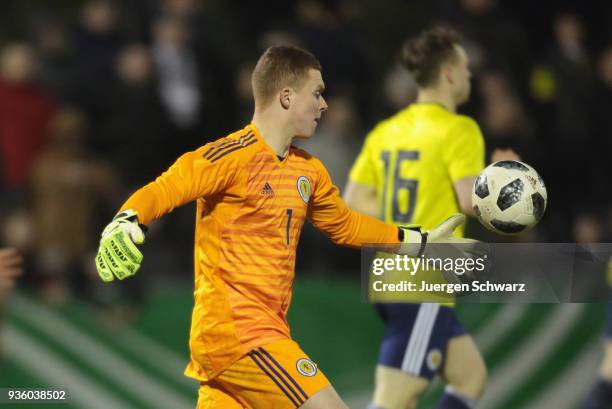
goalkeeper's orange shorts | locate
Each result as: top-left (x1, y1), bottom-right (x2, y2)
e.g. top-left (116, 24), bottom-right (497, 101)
top-left (196, 339), bottom-right (330, 409)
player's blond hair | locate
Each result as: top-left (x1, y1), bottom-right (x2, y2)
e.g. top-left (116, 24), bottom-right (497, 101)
top-left (252, 45), bottom-right (322, 109)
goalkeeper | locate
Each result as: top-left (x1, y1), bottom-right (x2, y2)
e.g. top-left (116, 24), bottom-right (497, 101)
top-left (95, 45), bottom-right (478, 409)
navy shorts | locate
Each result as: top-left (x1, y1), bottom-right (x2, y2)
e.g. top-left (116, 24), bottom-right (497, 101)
top-left (375, 303), bottom-right (466, 380)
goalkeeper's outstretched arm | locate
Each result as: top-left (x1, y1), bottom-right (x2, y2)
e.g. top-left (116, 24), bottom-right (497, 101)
top-left (308, 158), bottom-right (479, 258)
top-left (95, 145), bottom-right (241, 281)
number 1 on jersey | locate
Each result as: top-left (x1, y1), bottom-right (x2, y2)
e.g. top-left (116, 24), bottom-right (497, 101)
top-left (381, 150), bottom-right (419, 224)
top-left (286, 209), bottom-right (293, 245)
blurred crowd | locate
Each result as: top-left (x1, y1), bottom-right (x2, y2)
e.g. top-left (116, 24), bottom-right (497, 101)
top-left (0, 0), bottom-right (610, 309)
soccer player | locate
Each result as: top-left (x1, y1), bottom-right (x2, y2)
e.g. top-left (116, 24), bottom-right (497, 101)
top-left (0, 247), bottom-right (22, 297)
top-left (344, 27), bottom-right (489, 409)
top-left (582, 307), bottom-right (612, 409)
top-left (95, 45), bottom-right (476, 409)
top-left (0, 247), bottom-right (23, 324)
top-left (0, 247), bottom-right (22, 359)
top-left (582, 259), bottom-right (612, 409)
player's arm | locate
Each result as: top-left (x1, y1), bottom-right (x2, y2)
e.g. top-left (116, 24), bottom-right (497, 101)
top-left (119, 149), bottom-right (239, 224)
top-left (309, 158), bottom-right (398, 247)
top-left (454, 149), bottom-right (521, 216)
top-left (454, 176), bottom-right (476, 216)
top-left (491, 148), bottom-right (520, 163)
top-left (342, 180), bottom-right (378, 218)
top-left (343, 130), bottom-right (379, 218)
top-left (96, 147), bottom-right (240, 282)
top-left (309, 159), bottom-right (474, 257)
top-left (446, 117), bottom-right (486, 218)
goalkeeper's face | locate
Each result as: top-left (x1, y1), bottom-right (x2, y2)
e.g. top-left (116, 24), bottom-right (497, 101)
top-left (290, 69), bottom-right (328, 139)
top-left (451, 45), bottom-right (472, 105)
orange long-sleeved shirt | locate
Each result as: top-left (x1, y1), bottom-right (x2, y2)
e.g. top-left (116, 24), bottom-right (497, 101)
top-left (121, 124), bottom-right (400, 381)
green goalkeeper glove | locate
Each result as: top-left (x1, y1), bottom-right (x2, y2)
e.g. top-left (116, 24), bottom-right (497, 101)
top-left (95, 210), bottom-right (146, 282)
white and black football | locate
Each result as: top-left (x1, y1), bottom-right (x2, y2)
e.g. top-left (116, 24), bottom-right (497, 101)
top-left (472, 160), bottom-right (547, 235)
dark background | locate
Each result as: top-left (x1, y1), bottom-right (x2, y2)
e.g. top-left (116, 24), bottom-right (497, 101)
top-left (0, 0), bottom-right (609, 304)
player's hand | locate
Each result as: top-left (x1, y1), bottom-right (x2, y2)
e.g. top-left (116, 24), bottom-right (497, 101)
top-left (491, 148), bottom-right (520, 162)
top-left (400, 214), bottom-right (484, 258)
top-left (95, 210), bottom-right (145, 282)
top-left (400, 214), bottom-right (488, 284)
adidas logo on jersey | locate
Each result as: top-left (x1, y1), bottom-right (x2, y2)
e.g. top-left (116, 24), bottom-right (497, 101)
top-left (261, 182), bottom-right (274, 196)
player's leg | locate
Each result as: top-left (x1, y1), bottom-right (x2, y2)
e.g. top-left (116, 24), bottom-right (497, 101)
top-left (582, 304), bottom-right (612, 409)
top-left (211, 338), bottom-right (341, 409)
top-left (370, 365), bottom-right (429, 409)
top-left (582, 340), bottom-right (612, 409)
top-left (369, 303), bottom-right (448, 409)
top-left (196, 381), bottom-right (244, 409)
top-left (583, 339), bottom-right (612, 409)
top-left (198, 380), bottom-right (350, 409)
top-left (436, 333), bottom-right (486, 409)
top-left (300, 385), bottom-right (348, 409)
top-left (600, 340), bottom-right (612, 381)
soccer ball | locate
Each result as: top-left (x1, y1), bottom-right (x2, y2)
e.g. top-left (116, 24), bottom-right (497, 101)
top-left (472, 160), bottom-right (547, 235)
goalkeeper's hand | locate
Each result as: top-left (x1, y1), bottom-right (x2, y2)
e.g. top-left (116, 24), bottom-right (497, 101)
top-left (399, 213), bottom-right (485, 262)
top-left (95, 210), bottom-right (146, 282)
top-left (400, 214), bottom-right (488, 288)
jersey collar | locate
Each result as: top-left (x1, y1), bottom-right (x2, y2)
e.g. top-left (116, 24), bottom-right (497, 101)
top-left (249, 123), bottom-right (291, 167)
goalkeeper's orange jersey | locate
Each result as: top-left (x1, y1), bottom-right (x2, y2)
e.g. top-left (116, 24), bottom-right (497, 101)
top-left (120, 124), bottom-right (399, 381)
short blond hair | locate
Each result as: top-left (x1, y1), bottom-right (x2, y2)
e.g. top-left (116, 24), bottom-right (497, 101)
top-left (252, 45), bottom-right (322, 108)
